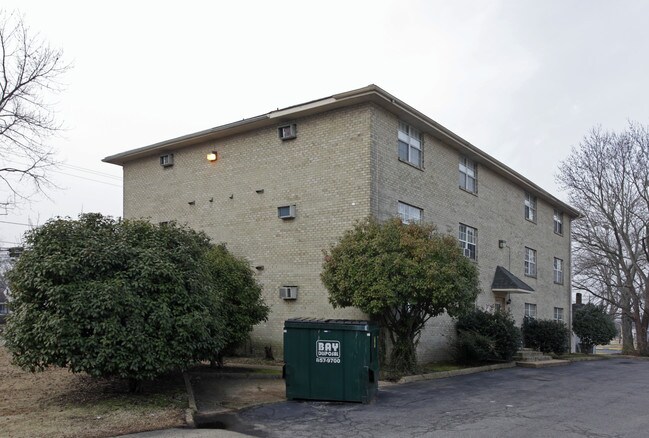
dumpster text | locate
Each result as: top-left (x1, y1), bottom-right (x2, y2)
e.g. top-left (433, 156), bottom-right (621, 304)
top-left (316, 340), bottom-right (341, 363)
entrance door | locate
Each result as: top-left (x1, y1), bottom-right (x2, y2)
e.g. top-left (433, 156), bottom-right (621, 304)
top-left (495, 296), bottom-right (506, 312)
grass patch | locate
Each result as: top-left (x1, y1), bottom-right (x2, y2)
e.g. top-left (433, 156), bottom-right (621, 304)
top-left (418, 362), bottom-right (466, 373)
top-left (381, 361), bottom-right (479, 381)
top-left (224, 356), bottom-right (284, 367)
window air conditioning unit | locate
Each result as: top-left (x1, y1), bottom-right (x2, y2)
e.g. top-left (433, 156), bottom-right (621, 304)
top-left (279, 286), bottom-right (298, 300)
top-left (278, 205), bottom-right (296, 219)
top-left (463, 248), bottom-right (472, 258)
top-left (278, 124), bottom-right (297, 140)
top-left (160, 153), bottom-right (174, 167)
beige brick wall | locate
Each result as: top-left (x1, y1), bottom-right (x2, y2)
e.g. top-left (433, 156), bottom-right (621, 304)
top-left (121, 101), bottom-right (572, 362)
top-left (123, 104), bottom-right (372, 355)
top-left (370, 104), bottom-right (572, 362)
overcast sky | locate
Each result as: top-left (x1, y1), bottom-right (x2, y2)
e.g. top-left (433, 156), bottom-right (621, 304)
top-left (2, 0), bottom-right (649, 246)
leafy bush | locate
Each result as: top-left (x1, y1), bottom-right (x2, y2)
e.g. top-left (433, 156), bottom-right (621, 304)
top-left (455, 308), bottom-right (521, 363)
top-left (573, 303), bottom-right (617, 353)
top-left (205, 244), bottom-right (269, 365)
top-left (4, 214), bottom-right (225, 391)
top-left (454, 330), bottom-right (497, 364)
top-left (322, 218), bottom-right (480, 374)
top-left (522, 317), bottom-right (570, 354)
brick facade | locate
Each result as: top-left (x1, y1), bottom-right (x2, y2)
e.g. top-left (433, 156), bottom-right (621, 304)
top-left (106, 85), bottom-right (577, 360)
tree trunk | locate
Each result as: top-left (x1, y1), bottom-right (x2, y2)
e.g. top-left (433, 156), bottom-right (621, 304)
top-left (127, 378), bottom-right (142, 393)
top-left (377, 325), bottom-right (388, 366)
top-left (389, 333), bottom-right (418, 375)
top-left (634, 320), bottom-right (649, 355)
top-left (621, 300), bottom-right (636, 354)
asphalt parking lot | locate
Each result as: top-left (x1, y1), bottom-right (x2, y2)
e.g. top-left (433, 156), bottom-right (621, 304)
top-left (229, 358), bottom-right (649, 437)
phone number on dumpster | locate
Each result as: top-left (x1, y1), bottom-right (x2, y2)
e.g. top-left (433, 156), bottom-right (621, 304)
top-left (315, 357), bottom-right (341, 364)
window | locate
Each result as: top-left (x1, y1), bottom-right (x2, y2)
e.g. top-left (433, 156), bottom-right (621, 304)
top-left (278, 124), bottom-right (297, 140)
top-left (524, 192), bottom-right (537, 222)
top-left (553, 258), bottom-right (564, 284)
top-left (554, 209), bottom-right (563, 235)
top-left (525, 303), bottom-right (537, 318)
top-left (459, 156), bottom-right (477, 193)
top-left (458, 224), bottom-right (477, 261)
top-left (398, 202), bottom-right (422, 223)
top-left (554, 307), bottom-right (564, 322)
top-left (397, 121), bottom-right (422, 167)
top-left (0, 303), bottom-right (8, 314)
top-left (524, 247), bottom-right (537, 277)
top-left (159, 154), bottom-right (174, 167)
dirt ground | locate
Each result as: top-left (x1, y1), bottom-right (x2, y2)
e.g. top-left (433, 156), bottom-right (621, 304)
top-left (188, 364), bottom-right (286, 412)
top-left (0, 345), bottom-right (186, 438)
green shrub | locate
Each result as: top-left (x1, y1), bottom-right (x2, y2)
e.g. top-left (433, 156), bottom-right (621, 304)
top-left (522, 317), bottom-right (570, 354)
top-left (205, 244), bottom-right (269, 366)
top-left (455, 308), bottom-right (521, 363)
top-left (573, 303), bottom-right (617, 353)
top-left (454, 330), bottom-right (497, 365)
top-left (4, 214), bottom-right (225, 391)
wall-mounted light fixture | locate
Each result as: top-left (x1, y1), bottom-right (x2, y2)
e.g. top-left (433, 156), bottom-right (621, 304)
top-left (499, 240), bottom-right (507, 249)
top-left (206, 151), bottom-right (218, 162)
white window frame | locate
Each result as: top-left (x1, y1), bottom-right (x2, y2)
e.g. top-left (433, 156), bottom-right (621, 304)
top-left (458, 223), bottom-right (477, 261)
top-left (554, 209), bottom-right (563, 235)
top-left (553, 257), bottom-right (564, 284)
top-left (554, 307), bottom-right (564, 322)
top-left (278, 205), bottom-right (296, 219)
top-left (398, 201), bottom-right (422, 224)
top-left (459, 156), bottom-right (477, 193)
top-left (525, 303), bottom-right (537, 319)
top-left (524, 192), bottom-right (537, 222)
top-left (397, 121), bottom-right (422, 168)
top-left (524, 247), bottom-right (537, 277)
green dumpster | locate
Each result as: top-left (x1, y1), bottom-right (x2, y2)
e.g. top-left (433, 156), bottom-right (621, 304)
top-left (283, 318), bottom-right (379, 403)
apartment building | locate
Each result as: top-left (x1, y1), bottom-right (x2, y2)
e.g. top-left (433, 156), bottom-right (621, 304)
top-left (104, 85), bottom-right (579, 361)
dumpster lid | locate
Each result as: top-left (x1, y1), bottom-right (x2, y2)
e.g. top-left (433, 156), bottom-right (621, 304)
top-left (284, 318), bottom-right (377, 331)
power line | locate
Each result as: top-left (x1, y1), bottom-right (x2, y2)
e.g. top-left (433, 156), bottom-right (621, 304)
top-left (59, 163), bottom-right (121, 180)
top-left (0, 219), bottom-right (32, 227)
top-left (3, 159), bottom-right (122, 186)
top-left (48, 169), bottom-right (122, 187)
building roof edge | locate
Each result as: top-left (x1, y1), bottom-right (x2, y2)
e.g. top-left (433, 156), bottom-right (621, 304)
top-left (102, 84), bottom-right (580, 217)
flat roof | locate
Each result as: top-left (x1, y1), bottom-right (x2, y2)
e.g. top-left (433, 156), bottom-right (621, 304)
top-left (103, 84), bottom-right (580, 218)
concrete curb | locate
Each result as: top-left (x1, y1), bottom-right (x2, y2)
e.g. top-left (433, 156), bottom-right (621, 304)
top-left (559, 355), bottom-right (608, 362)
top-left (394, 362), bottom-right (516, 384)
top-left (516, 359), bottom-right (571, 368)
top-left (183, 371), bottom-right (198, 428)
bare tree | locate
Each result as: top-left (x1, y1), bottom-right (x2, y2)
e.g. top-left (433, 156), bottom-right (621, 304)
top-left (558, 123), bottom-right (649, 355)
top-left (0, 10), bottom-right (69, 213)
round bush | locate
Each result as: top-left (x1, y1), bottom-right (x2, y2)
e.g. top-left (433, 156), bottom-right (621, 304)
top-left (455, 308), bottom-right (521, 362)
top-left (522, 317), bottom-right (570, 354)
